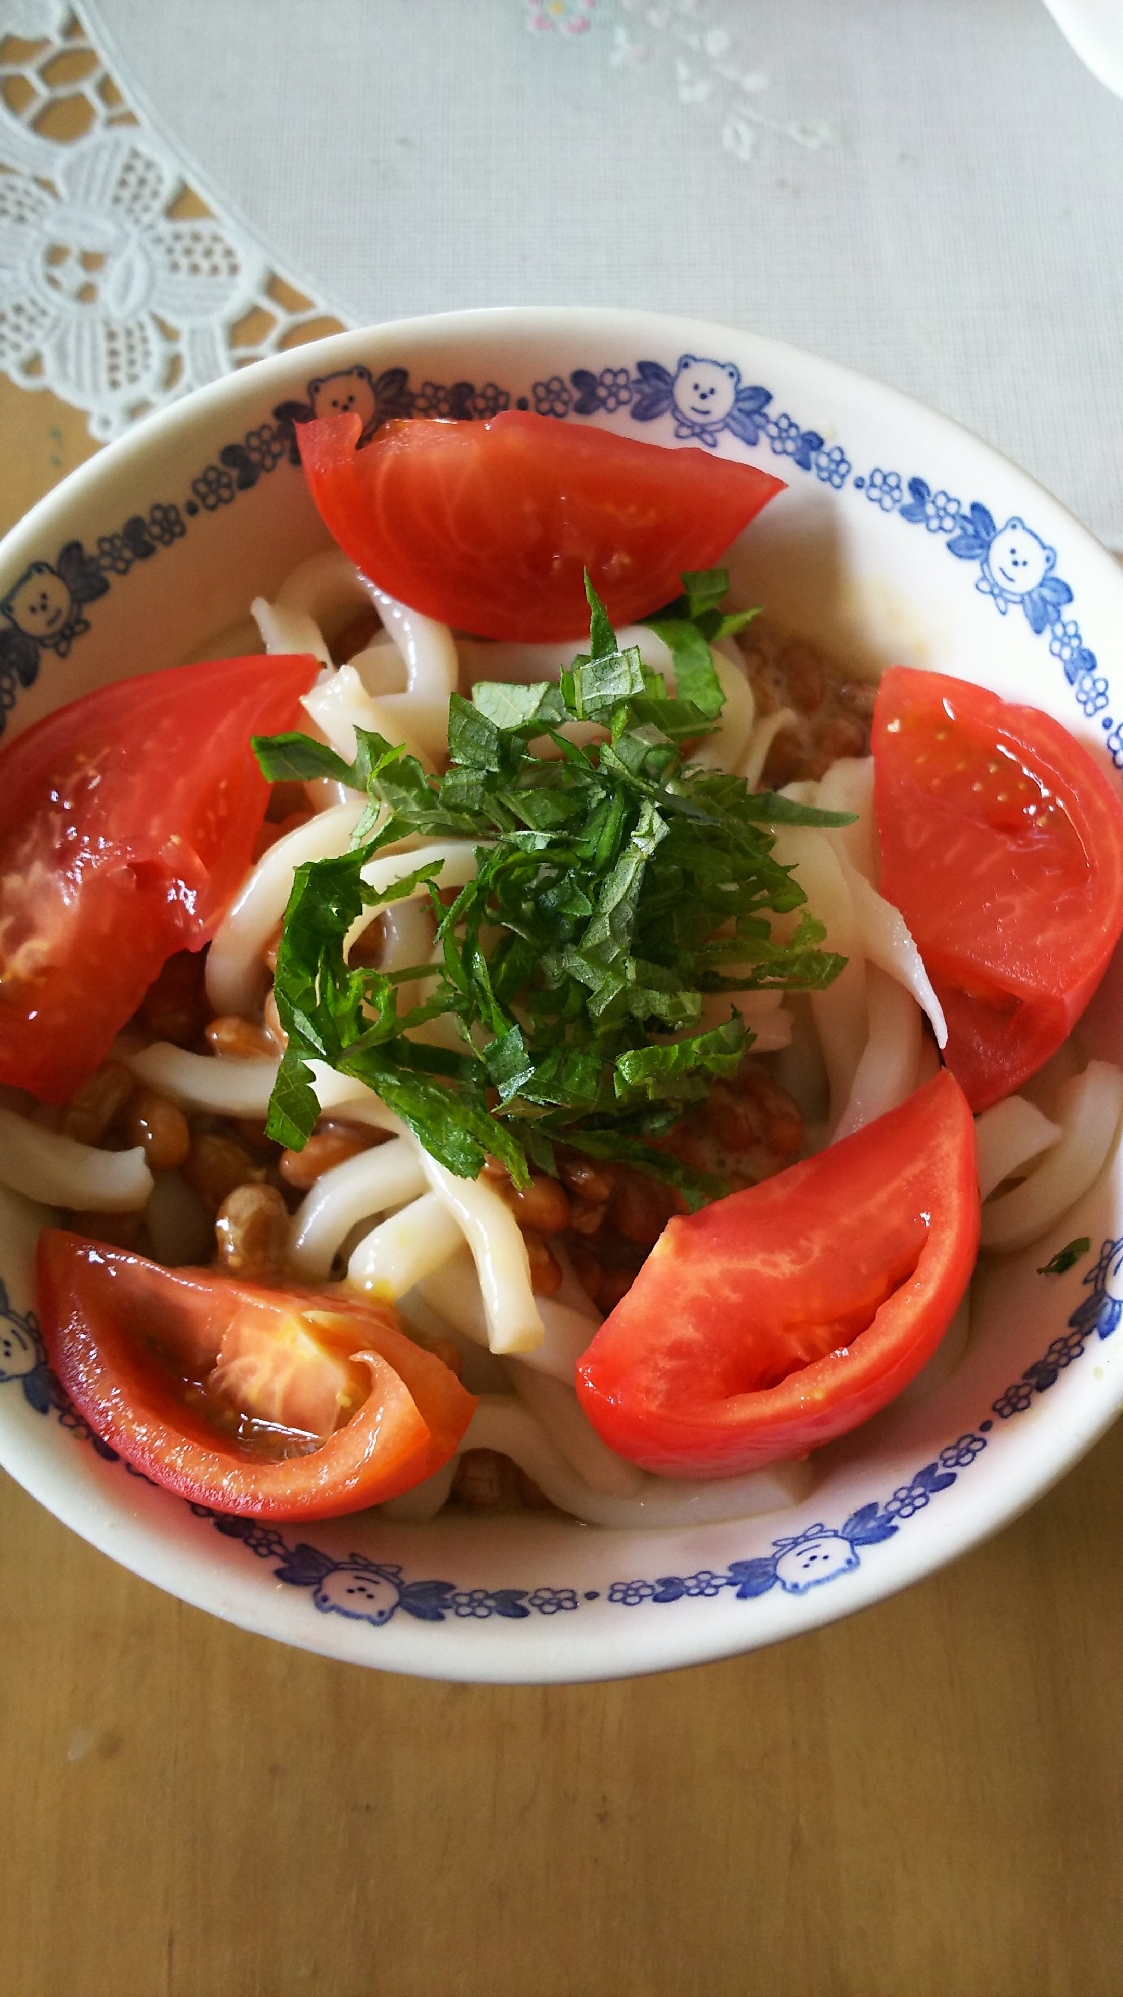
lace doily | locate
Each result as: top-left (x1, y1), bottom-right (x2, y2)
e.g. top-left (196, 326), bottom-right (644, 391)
top-left (0, 5), bottom-right (348, 440)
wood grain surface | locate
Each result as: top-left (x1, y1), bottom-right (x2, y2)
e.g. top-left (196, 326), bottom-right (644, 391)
top-left (1, 383), bottom-right (1122, 1997)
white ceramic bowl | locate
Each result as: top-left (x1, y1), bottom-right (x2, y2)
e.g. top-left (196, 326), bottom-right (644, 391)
top-left (3, 308), bottom-right (1123, 1684)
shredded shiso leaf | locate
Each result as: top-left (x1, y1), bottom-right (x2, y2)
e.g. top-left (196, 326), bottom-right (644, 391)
top-left (252, 573), bottom-right (852, 1208)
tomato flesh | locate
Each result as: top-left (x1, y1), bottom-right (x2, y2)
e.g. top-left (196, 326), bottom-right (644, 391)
top-left (0, 653), bottom-right (318, 1102)
top-left (874, 666), bottom-right (1123, 1110)
top-left (575, 1071), bottom-right (978, 1478)
top-left (297, 410), bottom-right (785, 641)
top-left (37, 1231), bottom-right (477, 1519)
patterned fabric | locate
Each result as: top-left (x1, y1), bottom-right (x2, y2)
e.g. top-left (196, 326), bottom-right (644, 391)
top-left (0, 9), bottom-right (345, 438)
top-left (32, 0), bottom-right (1117, 552)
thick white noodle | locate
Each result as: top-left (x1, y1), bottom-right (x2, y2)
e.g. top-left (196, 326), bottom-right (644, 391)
top-left (300, 662), bottom-right (440, 773)
top-left (409, 922), bottom-right (473, 1057)
top-left (810, 755), bottom-right (946, 1044)
top-left (843, 863), bottom-right (947, 1048)
top-left (368, 583), bottom-right (459, 694)
top-left (272, 549), bottom-right (373, 635)
top-left (311, 584), bottom-right (457, 768)
top-left (739, 707), bottom-right (798, 791)
top-left (975, 1096), bottom-right (1064, 1201)
top-left (612, 624), bottom-right (676, 675)
top-left (506, 1363), bottom-right (646, 1497)
top-left (412, 1249), bottom-right (487, 1341)
top-left (456, 623), bottom-right (676, 691)
top-left (442, 1395), bottom-right (814, 1529)
top-left (896, 1292), bottom-right (972, 1406)
top-left (372, 896), bottom-right (435, 1020)
top-left (413, 1152), bottom-right (544, 1355)
top-left (415, 1249), bottom-right (597, 1383)
top-left (308, 1069), bottom-right (404, 1129)
top-left (685, 648), bottom-right (756, 773)
top-left (376, 1461), bottom-right (461, 1522)
top-left (255, 564), bottom-right (459, 770)
top-left (980, 1061), bottom-right (1123, 1250)
top-left (206, 800), bottom-right (367, 1017)
top-left (540, 1234), bottom-right (601, 1322)
top-left (0, 1105), bottom-right (152, 1211)
top-left (310, 1075), bottom-right (548, 1356)
top-left (832, 966), bottom-right (922, 1142)
top-left (364, 840), bottom-right (478, 897)
top-left (288, 1140), bottom-right (429, 1282)
top-left (769, 824), bottom-right (867, 1131)
top-left (260, 549), bottom-right (394, 670)
top-left (512, 1297), bottom-right (599, 1381)
top-left (346, 1191), bottom-right (464, 1298)
top-left (376, 898), bottom-right (433, 970)
top-left (122, 1044), bottom-right (279, 1118)
top-left (817, 755), bottom-right (878, 883)
top-left (251, 595), bottom-right (331, 668)
top-left (457, 636), bottom-right (590, 687)
top-left (762, 758), bottom-right (943, 1136)
top-left (346, 630), bottom-right (405, 691)
top-left (341, 838), bottom-right (484, 968)
top-left (246, 596), bottom-right (352, 811)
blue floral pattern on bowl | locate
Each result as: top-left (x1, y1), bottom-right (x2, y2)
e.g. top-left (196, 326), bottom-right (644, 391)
top-left (0, 348), bottom-right (1113, 763)
top-left (2, 344), bottom-right (1121, 1641)
top-left (4, 1237), bottom-right (1118, 1635)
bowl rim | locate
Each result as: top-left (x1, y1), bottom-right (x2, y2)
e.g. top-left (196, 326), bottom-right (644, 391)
top-left (3, 303), bottom-right (1123, 1684)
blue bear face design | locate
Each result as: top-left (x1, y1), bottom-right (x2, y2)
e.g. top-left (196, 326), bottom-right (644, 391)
top-left (671, 355), bottom-right (740, 429)
top-left (0, 1315), bottom-right (39, 1383)
top-left (3, 562), bottom-right (73, 641)
top-left (773, 1533), bottom-right (858, 1594)
top-left (308, 368), bottom-right (378, 432)
top-left (313, 1565), bottom-right (400, 1627)
top-left (985, 518), bottom-right (1053, 599)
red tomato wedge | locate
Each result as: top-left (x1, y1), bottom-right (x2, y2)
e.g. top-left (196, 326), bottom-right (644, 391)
top-left (0, 652), bottom-right (318, 1103)
top-left (575, 1071), bottom-right (978, 1479)
top-left (37, 1231), bottom-right (477, 1519)
top-left (874, 666), bottom-right (1123, 1111)
top-left (297, 410), bottom-right (785, 641)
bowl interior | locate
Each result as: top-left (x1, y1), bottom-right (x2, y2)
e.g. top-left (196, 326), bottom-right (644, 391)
top-left (3, 307), bottom-right (1123, 1683)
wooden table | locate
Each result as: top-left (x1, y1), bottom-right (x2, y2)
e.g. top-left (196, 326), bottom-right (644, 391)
top-left (2, 379), bottom-right (1122, 1997)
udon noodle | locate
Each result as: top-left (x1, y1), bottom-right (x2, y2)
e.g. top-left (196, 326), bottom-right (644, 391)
top-left (6, 547), bottom-right (1121, 1529)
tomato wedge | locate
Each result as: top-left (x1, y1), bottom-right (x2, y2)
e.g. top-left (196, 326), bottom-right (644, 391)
top-left (575, 1071), bottom-right (978, 1478)
top-left (37, 1231), bottom-right (476, 1519)
top-left (874, 666), bottom-right (1123, 1111)
top-left (297, 410), bottom-right (785, 641)
top-left (0, 652), bottom-right (318, 1103)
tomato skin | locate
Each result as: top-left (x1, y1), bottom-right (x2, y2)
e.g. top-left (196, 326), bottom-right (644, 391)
top-left (575, 1071), bottom-right (978, 1478)
top-left (37, 1231), bottom-right (477, 1519)
top-left (0, 653), bottom-right (318, 1103)
top-left (874, 667), bottom-right (1123, 1111)
top-left (297, 411), bottom-right (785, 641)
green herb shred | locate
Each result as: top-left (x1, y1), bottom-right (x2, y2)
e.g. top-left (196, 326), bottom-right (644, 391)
top-left (252, 572), bottom-right (854, 1209)
top-left (1036, 1237), bottom-right (1091, 1277)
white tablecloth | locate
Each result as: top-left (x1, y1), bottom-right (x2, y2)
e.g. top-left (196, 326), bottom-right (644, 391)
top-left (5, 0), bottom-right (1123, 546)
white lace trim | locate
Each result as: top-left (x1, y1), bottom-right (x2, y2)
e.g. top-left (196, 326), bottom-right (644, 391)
top-left (0, 0), bottom-right (832, 443)
top-left (0, 5), bottom-right (350, 440)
